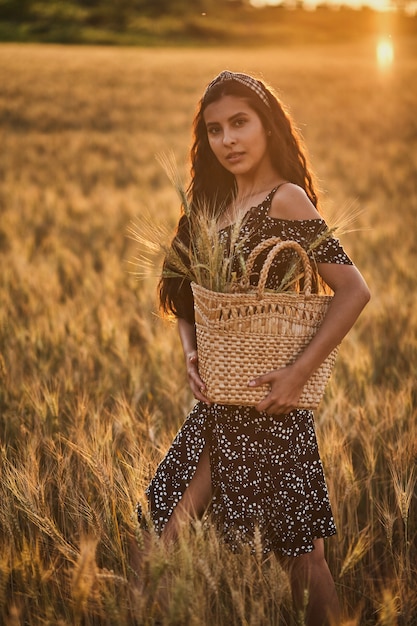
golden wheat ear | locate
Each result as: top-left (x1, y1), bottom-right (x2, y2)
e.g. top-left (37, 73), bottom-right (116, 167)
top-left (156, 151), bottom-right (191, 216)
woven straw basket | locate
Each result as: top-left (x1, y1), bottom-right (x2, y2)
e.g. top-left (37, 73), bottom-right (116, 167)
top-left (191, 238), bottom-right (337, 410)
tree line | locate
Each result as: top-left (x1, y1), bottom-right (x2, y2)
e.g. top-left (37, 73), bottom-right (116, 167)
top-left (0, 0), bottom-right (247, 22)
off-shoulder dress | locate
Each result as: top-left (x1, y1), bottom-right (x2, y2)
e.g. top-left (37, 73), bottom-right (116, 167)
top-left (144, 186), bottom-right (352, 557)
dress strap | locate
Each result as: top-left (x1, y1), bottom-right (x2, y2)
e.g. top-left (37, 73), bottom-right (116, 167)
top-left (262, 181), bottom-right (291, 209)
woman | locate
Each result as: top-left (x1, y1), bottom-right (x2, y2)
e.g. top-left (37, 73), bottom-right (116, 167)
top-left (143, 71), bottom-right (370, 625)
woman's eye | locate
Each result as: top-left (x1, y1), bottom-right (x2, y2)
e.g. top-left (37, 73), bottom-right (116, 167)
top-left (207, 126), bottom-right (221, 135)
top-left (234, 118), bottom-right (246, 127)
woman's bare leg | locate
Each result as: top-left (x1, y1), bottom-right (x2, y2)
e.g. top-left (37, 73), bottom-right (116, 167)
top-left (285, 538), bottom-right (341, 626)
top-left (127, 446), bottom-right (213, 617)
top-left (128, 445), bottom-right (212, 580)
top-left (161, 444), bottom-right (213, 545)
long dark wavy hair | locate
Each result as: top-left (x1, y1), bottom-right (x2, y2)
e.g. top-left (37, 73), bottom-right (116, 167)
top-left (159, 75), bottom-right (321, 319)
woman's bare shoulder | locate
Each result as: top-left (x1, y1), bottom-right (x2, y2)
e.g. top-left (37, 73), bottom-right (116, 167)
top-left (269, 183), bottom-right (321, 221)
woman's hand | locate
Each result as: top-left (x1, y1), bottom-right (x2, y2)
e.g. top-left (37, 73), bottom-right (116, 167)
top-left (249, 364), bottom-right (306, 416)
top-left (186, 350), bottom-right (211, 404)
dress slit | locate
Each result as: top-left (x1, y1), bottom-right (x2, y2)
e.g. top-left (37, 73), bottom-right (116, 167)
top-left (146, 408), bottom-right (207, 534)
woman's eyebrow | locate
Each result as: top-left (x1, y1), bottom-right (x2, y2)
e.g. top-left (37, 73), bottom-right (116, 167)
top-left (205, 111), bottom-right (249, 126)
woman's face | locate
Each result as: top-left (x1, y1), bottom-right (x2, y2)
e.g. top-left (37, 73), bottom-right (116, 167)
top-left (203, 95), bottom-right (271, 179)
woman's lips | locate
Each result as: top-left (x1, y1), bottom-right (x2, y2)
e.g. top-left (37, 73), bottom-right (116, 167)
top-left (226, 152), bottom-right (244, 163)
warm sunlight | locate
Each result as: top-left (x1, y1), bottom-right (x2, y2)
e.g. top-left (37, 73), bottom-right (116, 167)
top-left (251, 0), bottom-right (393, 7)
top-left (376, 37), bottom-right (394, 69)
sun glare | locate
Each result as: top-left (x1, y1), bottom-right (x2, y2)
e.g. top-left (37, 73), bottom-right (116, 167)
top-left (376, 38), bottom-right (394, 69)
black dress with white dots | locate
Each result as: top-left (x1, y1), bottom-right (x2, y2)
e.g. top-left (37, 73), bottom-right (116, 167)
top-left (144, 186), bottom-right (353, 557)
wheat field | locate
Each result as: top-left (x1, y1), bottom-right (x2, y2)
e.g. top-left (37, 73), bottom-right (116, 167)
top-left (0, 41), bottom-right (416, 625)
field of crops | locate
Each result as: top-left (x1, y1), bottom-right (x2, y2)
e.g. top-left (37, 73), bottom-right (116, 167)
top-left (0, 41), bottom-right (416, 624)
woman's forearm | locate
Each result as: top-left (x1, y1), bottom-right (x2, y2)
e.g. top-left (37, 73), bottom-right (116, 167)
top-left (177, 317), bottom-right (210, 403)
top-left (252, 264), bottom-right (370, 414)
top-left (177, 317), bottom-right (198, 358)
top-left (292, 265), bottom-right (370, 382)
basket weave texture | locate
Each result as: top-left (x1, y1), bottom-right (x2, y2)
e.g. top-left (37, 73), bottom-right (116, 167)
top-left (191, 238), bottom-right (337, 410)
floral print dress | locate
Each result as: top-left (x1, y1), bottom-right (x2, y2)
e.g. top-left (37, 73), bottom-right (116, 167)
top-left (143, 186), bottom-right (352, 557)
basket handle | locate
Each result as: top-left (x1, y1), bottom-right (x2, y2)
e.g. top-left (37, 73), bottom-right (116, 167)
top-left (240, 237), bottom-right (313, 298)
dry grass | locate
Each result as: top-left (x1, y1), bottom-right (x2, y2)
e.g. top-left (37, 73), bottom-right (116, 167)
top-left (0, 42), bottom-right (416, 625)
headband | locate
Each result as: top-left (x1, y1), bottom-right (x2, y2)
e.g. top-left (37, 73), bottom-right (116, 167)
top-left (203, 71), bottom-right (271, 109)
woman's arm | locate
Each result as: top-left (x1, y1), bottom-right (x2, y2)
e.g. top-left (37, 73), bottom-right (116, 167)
top-left (250, 263), bottom-right (371, 415)
top-left (177, 317), bottom-right (211, 404)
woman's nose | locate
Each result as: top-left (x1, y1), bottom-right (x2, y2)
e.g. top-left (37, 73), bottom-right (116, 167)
top-left (222, 128), bottom-right (236, 146)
